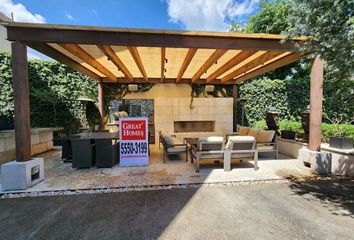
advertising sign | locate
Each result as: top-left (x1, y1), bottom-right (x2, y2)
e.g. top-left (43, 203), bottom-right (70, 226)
top-left (119, 117), bottom-right (149, 166)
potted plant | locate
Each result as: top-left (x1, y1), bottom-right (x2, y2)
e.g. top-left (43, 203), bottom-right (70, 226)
top-left (280, 120), bottom-right (302, 140)
top-left (325, 115), bottom-right (353, 149)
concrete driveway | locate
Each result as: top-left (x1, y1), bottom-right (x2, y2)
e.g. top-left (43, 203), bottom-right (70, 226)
top-left (0, 180), bottom-right (353, 240)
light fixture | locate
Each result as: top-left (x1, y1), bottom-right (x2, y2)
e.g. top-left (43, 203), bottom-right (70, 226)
top-left (128, 84), bottom-right (138, 92)
top-left (205, 85), bottom-right (215, 92)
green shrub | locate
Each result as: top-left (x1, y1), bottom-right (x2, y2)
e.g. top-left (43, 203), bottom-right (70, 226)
top-left (279, 120), bottom-right (303, 134)
top-left (253, 120), bottom-right (354, 142)
top-left (322, 123), bottom-right (354, 142)
top-left (0, 51), bottom-right (97, 134)
top-left (251, 119), bottom-right (267, 129)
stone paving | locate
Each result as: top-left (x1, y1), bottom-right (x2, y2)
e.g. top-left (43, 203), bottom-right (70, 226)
top-left (0, 145), bottom-right (313, 193)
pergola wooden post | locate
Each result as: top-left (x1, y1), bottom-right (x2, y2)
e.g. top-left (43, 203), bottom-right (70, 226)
top-left (232, 84), bottom-right (238, 132)
top-left (98, 82), bottom-right (105, 131)
top-left (11, 41), bottom-right (31, 161)
top-left (309, 55), bottom-right (324, 151)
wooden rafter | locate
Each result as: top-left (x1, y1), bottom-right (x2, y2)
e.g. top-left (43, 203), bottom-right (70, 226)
top-left (176, 48), bottom-right (197, 82)
top-left (59, 43), bottom-right (116, 81)
top-left (221, 51), bottom-right (285, 82)
top-left (205, 50), bottom-right (256, 83)
top-left (97, 44), bottom-right (133, 81)
top-left (161, 47), bottom-right (166, 82)
top-left (234, 52), bottom-right (304, 83)
top-left (128, 46), bottom-right (148, 81)
top-left (191, 49), bottom-right (227, 83)
top-left (28, 43), bottom-right (102, 81)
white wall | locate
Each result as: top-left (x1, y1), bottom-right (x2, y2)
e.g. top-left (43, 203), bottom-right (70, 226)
top-left (0, 12), bottom-right (11, 52)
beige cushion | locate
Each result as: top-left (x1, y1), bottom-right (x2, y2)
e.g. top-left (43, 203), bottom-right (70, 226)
top-left (238, 126), bottom-right (250, 136)
top-left (247, 128), bottom-right (260, 138)
top-left (199, 153), bottom-right (223, 159)
top-left (230, 153), bottom-right (253, 159)
top-left (256, 130), bottom-right (275, 143)
top-left (225, 136), bottom-right (255, 149)
top-left (167, 145), bottom-right (186, 153)
top-left (198, 136), bottom-right (224, 143)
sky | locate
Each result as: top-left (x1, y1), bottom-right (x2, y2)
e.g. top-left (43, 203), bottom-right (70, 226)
top-left (0, 0), bottom-right (261, 59)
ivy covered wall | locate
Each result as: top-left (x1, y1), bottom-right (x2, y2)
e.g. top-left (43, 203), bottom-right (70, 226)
top-left (0, 51), bottom-right (97, 134)
top-left (239, 78), bottom-right (354, 126)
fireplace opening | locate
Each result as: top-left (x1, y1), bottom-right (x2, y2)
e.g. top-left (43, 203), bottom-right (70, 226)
top-left (174, 121), bottom-right (215, 132)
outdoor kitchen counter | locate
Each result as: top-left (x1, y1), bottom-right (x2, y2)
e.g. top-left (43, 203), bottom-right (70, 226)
top-left (0, 127), bottom-right (63, 164)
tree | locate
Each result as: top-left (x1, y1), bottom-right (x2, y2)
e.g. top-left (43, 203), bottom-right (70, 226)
top-left (286, 0), bottom-right (354, 81)
top-left (245, 0), bottom-right (288, 34)
top-left (229, 0), bottom-right (310, 80)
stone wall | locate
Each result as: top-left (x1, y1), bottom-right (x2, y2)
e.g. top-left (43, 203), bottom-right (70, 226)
top-left (154, 97), bottom-right (233, 143)
top-left (109, 84), bottom-right (234, 144)
top-left (0, 128), bottom-right (60, 164)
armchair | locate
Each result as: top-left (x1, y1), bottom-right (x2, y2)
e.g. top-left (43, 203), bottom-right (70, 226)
top-left (190, 137), bottom-right (225, 172)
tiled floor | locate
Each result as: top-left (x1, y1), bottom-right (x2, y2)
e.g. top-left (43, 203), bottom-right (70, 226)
top-left (1, 145), bottom-right (313, 193)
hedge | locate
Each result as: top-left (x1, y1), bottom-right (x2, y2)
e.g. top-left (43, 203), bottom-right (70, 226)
top-left (239, 78), bottom-right (354, 126)
top-left (252, 120), bottom-right (354, 142)
top-left (0, 51), bottom-right (97, 134)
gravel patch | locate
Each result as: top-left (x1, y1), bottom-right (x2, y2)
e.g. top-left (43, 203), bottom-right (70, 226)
top-left (1, 179), bottom-right (288, 199)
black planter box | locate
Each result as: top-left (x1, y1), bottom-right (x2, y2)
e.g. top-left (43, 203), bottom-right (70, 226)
top-left (281, 130), bottom-right (296, 140)
top-left (329, 137), bottom-right (353, 149)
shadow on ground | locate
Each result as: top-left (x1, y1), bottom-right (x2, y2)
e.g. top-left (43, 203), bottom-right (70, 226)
top-left (0, 188), bottom-right (199, 240)
top-left (288, 178), bottom-right (354, 218)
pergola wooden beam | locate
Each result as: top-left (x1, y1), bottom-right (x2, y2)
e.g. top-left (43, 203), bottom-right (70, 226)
top-left (191, 49), bottom-right (227, 83)
top-left (28, 43), bottom-right (102, 81)
top-left (206, 50), bottom-right (256, 83)
top-left (176, 48), bottom-right (197, 83)
top-left (5, 23), bottom-right (300, 52)
top-left (100, 77), bottom-right (225, 84)
top-left (59, 43), bottom-right (117, 81)
top-left (221, 51), bottom-right (284, 82)
top-left (234, 52), bottom-right (304, 83)
top-left (128, 46), bottom-right (148, 81)
top-left (97, 44), bottom-right (133, 81)
top-left (161, 47), bottom-right (165, 82)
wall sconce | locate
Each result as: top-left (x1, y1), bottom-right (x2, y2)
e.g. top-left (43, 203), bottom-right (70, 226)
top-left (128, 84), bottom-right (139, 92)
top-left (205, 85), bottom-right (215, 92)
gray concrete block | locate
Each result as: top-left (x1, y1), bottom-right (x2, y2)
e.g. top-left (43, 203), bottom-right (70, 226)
top-left (1, 158), bottom-right (44, 191)
top-left (298, 148), bottom-right (332, 175)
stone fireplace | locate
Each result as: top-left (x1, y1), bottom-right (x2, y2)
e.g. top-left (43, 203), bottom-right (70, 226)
top-left (174, 121), bottom-right (215, 132)
top-left (154, 97), bottom-right (233, 143)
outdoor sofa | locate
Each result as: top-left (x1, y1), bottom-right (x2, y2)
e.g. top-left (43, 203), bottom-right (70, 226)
top-left (228, 127), bottom-right (278, 159)
top-left (159, 130), bottom-right (188, 163)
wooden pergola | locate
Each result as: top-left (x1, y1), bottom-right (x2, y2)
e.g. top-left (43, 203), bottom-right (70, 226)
top-left (2, 22), bottom-right (324, 162)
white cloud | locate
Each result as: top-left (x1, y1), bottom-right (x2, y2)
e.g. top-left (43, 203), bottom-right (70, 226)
top-left (0, 0), bottom-right (45, 23)
top-left (65, 12), bottom-right (74, 20)
top-left (166, 0), bottom-right (259, 31)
